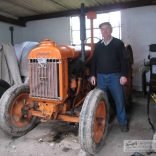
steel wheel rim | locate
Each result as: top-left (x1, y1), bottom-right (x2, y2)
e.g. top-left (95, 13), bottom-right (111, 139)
top-left (93, 100), bottom-right (106, 144)
top-left (9, 93), bottom-right (32, 128)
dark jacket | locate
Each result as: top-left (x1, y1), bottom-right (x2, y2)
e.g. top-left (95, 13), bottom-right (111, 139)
top-left (91, 37), bottom-right (128, 77)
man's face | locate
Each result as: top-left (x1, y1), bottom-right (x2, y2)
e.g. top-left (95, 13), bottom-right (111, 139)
top-left (100, 25), bottom-right (112, 39)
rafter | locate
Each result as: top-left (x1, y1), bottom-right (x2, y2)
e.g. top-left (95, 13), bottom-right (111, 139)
top-left (0, 14), bottom-right (26, 26)
top-left (19, 0), bottom-right (154, 22)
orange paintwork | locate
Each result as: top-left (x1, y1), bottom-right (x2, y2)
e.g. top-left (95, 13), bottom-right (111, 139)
top-left (9, 93), bottom-right (33, 128)
top-left (27, 39), bottom-right (82, 123)
top-left (28, 39), bottom-right (78, 102)
top-left (31, 101), bottom-right (61, 120)
top-left (93, 100), bottom-right (106, 144)
top-left (87, 11), bottom-right (97, 19)
top-left (29, 97), bottom-right (63, 104)
top-left (57, 114), bottom-right (79, 123)
top-left (28, 39), bottom-right (80, 60)
top-left (59, 59), bottom-right (68, 101)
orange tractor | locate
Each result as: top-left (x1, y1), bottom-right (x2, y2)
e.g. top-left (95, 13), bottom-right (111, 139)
top-left (0, 8), bottom-right (133, 155)
top-left (0, 39), bottom-right (109, 154)
top-left (0, 38), bottom-right (133, 154)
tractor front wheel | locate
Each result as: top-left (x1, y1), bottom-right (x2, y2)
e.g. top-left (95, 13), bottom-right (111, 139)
top-left (79, 89), bottom-right (109, 155)
top-left (0, 84), bottom-right (37, 137)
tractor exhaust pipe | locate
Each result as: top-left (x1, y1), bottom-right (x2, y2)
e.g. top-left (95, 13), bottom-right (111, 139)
top-left (80, 3), bottom-right (86, 62)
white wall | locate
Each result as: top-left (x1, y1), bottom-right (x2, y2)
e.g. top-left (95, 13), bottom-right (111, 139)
top-left (1, 6), bottom-right (156, 91)
top-left (0, 22), bottom-right (14, 43)
top-left (121, 6), bottom-right (156, 91)
top-left (14, 17), bottom-right (71, 45)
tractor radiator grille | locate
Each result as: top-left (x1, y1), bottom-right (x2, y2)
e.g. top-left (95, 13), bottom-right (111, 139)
top-left (29, 59), bottom-right (60, 99)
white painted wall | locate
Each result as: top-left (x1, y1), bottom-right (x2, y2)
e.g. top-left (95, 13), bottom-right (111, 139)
top-left (0, 22), bottom-right (14, 43)
top-left (121, 6), bottom-right (156, 91)
top-left (14, 6), bottom-right (155, 91)
top-left (1, 6), bottom-right (156, 91)
top-left (14, 17), bottom-right (71, 45)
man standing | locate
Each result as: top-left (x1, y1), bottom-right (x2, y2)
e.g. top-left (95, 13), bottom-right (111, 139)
top-left (90, 22), bottom-right (129, 132)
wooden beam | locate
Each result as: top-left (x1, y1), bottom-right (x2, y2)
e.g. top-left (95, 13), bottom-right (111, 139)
top-left (0, 14), bottom-right (26, 26)
top-left (20, 0), bottom-right (154, 22)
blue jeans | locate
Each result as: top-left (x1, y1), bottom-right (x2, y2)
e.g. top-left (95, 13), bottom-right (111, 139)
top-left (97, 73), bottom-right (127, 125)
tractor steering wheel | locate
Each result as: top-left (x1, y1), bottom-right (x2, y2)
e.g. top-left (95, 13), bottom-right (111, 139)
top-left (84, 37), bottom-right (101, 46)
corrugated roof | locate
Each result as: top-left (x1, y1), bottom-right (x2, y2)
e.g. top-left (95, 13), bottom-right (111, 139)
top-left (0, 0), bottom-right (155, 26)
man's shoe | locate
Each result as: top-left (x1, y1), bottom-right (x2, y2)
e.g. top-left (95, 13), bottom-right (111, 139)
top-left (120, 125), bottom-right (129, 132)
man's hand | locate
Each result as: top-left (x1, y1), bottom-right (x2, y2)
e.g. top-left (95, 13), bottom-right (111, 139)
top-left (90, 76), bottom-right (96, 86)
top-left (120, 76), bottom-right (127, 85)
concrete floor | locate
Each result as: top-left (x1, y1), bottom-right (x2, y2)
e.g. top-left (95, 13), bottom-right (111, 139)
top-left (0, 92), bottom-right (156, 156)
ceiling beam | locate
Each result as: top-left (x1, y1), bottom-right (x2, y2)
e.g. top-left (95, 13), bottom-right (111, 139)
top-left (0, 14), bottom-right (26, 26)
top-left (19, 0), bottom-right (154, 22)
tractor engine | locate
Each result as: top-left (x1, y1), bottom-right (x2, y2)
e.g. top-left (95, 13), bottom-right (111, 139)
top-left (28, 40), bottom-right (80, 99)
top-left (0, 38), bottom-right (129, 155)
top-left (27, 39), bottom-right (91, 120)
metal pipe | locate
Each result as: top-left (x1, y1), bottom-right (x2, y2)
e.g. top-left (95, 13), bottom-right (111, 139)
top-left (80, 3), bottom-right (86, 62)
top-left (9, 26), bottom-right (14, 45)
top-left (90, 18), bottom-right (94, 51)
top-left (86, 11), bottom-right (97, 62)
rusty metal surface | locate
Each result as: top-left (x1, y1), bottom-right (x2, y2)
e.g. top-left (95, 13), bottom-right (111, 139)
top-left (29, 59), bottom-right (59, 99)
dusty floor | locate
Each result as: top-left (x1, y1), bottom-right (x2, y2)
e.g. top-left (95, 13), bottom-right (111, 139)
top-left (0, 92), bottom-right (156, 156)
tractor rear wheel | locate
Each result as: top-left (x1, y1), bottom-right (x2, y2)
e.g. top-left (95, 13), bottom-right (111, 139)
top-left (0, 84), bottom-right (37, 137)
top-left (79, 89), bottom-right (109, 155)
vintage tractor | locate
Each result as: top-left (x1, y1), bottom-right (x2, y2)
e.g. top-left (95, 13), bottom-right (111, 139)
top-left (0, 7), bottom-right (133, 155)
top-left (0, 39), bottom-right (110, 154)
